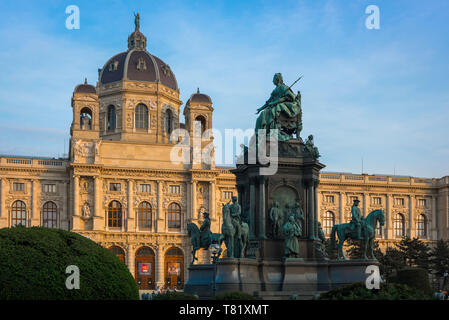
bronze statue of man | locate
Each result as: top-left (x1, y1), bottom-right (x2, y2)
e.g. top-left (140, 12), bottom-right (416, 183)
top-left (269, 201), bottom-right (282, 238)
top-left (292, 201), bottom-right (305, 235)
top-left (350, 199), bottom-right (363, 240)
top-left (199, 211), bottom-right (212, 247)
top-left (230, 196), bottom-right (242, 238)
top-left (283, 215), bottom-right (301, 258)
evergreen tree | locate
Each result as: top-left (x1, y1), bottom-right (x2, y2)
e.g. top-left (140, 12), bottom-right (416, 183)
top-left (430, 239), bottom-right (449, 289)
top-left (395, 236), bottom-right (430, 270)
top-left (378, 247), bottom-right (405, 281)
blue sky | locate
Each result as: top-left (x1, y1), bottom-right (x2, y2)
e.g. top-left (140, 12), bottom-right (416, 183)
top-left (0, 0), bottom-right (448, 178)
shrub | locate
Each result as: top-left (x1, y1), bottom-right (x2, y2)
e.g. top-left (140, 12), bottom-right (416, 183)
top-left (394, 267), bottom-right (431, 294)
top-left (152, 292), bottom-right (198, 300)
top-left (318, 282), bottom-right (435, 300)
top-left (214, 291), bottom-right (257, 300)
top-left (0, 226), bottom-right (139, 300)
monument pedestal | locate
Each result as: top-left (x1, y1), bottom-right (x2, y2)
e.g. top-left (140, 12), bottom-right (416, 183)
top-left (185, 258), bottom-right (379, 299)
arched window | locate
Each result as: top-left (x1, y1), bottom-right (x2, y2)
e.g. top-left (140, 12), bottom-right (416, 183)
top-left (167, 203), bottom-right (181, 231)
top-left (108, 200), bottom-right (122, 228)
top-left (42, 201), bottom-right (57, 228)
top-left (394, 213), bottom-right (405, 238)
top-left (139, 201), bottom-right (152, 230)
top-left (109, 246), bottom-right (126, 264)
top-left (11, 200), bottom-right (26, 227)
top-left (417, 214), bottom-right (427, 238)
top-left (165, 109), bottom-right (173, 134)
top-left (194, 115), bottom-right (206, 135)
top-left (107, 105), bottom-right (116, 131)
top-left (322, 211), bottom-right (334, 236)
top-left (80, 107), bottom-right (92, 130)
top-left (135, 104), bottom-right (148, 130)
top-left (165, 247), bottom-right (184, 289)
top-left (375, 220), bottom-right (382, 238)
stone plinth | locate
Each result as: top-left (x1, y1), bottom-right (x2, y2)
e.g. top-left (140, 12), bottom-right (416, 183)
top-left (185, 258), bottom-right (379, 299)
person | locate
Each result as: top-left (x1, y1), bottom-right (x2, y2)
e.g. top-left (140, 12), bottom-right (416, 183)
top-left (283, 215), bottom-right (301, 258)
top-left (269, 201), bottom-right (282, 238)
top-left (350, 199), bottom-right (363, 240)
top-left (199, 211), bottom-right (212, 247)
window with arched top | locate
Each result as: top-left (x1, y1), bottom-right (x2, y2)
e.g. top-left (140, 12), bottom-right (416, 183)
top-left (42, 201), bottom-right (57, 228)
top-left (165, 109), bottom-right (173, 134)
top-left (11, 200), bottom-right (26, 227)
top-left (417, 214), bottom-right (427, 238)
top-left (135, 104), bottom-right (148, 130)
top-left (376, 220), bottom-right (382, 238)
top-left (138, 201), bottom-right (152, 230)
top-left (80, 107), bottom-right (92, 130)
top-left (107, 105), bottom-right (116, 131)
top-left (109, 246), bottom-right (126, 264)
top-left (194, 115), bottom-right (206, 135)
top-left (322, 211), bottom-right (335, 236)
top-left (108, 200), bottom-right (122, 228)
top-left (167, 203), bottom-right (181, 231)
top-left (135, 247), bottom-right (155, 290)
top-left (394, 213), bottom-right (405, 238)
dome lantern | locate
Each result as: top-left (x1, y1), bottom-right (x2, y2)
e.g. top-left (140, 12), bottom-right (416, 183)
top-left (128, 12), bottom-right (147, 51)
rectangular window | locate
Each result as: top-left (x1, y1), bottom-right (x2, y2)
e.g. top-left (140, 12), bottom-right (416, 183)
top-left (373, 197), bottom-right (382, 205)
top-left (395, 198), bottom-right (405, 206)
top-left (325, 195), bottom-right (335, 203)
top-left (139, 184), bottom-right (151, 193)
top-left (43, 184), bottom-right (56, 193)
top-left (169, 185), bottom-right (180, 194)
top-left (223, 191), bottom-right (233, 199)
top-left (418, 199), bottom-right (426, 207)
top-left (13, 182), bottom-right (25, 192)
top-left (110, 183), bottom-right (121, 192)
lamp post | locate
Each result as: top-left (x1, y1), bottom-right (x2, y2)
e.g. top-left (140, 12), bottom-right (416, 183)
top-left (209, 243), bottom-right (221, 297)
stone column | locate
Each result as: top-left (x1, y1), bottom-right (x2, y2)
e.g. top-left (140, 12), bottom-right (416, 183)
top-left (93, 176), bottom-right (103, 230)
top-left (191, 181), bottom-right (197, 221)
top-left (307, 182), bottom-right (315, 240)
top-left (258, 176), bottom-right (266, 239)
top-left (0, 178), bottom-right (6, 228)
top-left (127, 245), bottom-right (136, 278)
top-left (209, 181), bottom-right (216, 232)
top-left (31, 179), bottom-right (40, 226)
top-left (362, 193), bottom-right (367, 218)
top-left (431, 196), bottom-right (437, 240)
top-left (313, 180), bottom-right (319, 238)
top-left (409, 195), bottom-right (414, 238)
top-left (338, 192), bottom-right (343, 224)
top-left (61, 181), bottom-right (68, 230)
top-left (127, 179), bottom-right (135, 232)
top-left (386, 194), bottom-right (392, 239)
top-left (156, 246), bottom-right (165, 288)
top-left (249, 179), bottom-right (256, 237)
top-left (156, 181), bottom-right (164, 232)
top-left (72, 175), bottom-right (80, 230)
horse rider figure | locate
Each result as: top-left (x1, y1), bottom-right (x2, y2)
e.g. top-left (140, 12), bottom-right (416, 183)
top-left (350, 199), bottom-right (363, 240)
top-left (230, 196), bottom-right (242, 240)
top-left (199, 211), bottom-right (212, 247)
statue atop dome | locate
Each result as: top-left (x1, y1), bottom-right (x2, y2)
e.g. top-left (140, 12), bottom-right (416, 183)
top-left (255, 73), bottom-right (303, 141)
top-left (134, 12), bottom-right (140, 31)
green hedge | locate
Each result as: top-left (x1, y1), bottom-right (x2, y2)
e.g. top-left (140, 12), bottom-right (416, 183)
top-left (152, 292), bottom-right (199, 300)
top-left (0, 226), bottom-right (139, 300)
top-left (318, 282), bottom-right (435, 300)
top-left (214, 291), bottom-right (257, 300)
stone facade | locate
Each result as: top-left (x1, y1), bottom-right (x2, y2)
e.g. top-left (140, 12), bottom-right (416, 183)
top-left (1, 19), bottom-right (448, 291)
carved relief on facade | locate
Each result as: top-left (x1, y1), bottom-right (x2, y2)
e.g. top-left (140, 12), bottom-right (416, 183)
top-left (72, 140), bottom-right (95, 164)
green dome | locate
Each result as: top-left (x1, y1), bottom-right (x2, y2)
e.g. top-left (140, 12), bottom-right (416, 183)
top-left (0, 226), bottom-right (139, 300)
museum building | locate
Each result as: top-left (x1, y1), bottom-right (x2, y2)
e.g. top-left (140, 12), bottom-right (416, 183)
top-left (0, 20), bottom-right (448, 291)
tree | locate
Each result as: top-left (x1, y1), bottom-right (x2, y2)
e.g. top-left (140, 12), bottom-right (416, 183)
top-left (395, 237), bottom-right (430, 270)
top-left (345, 239), bottom-right (383, 260)
top-left (378, 247), bottom-right (405, 281)
top-left (430, 239), bottom-right (449, 290)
